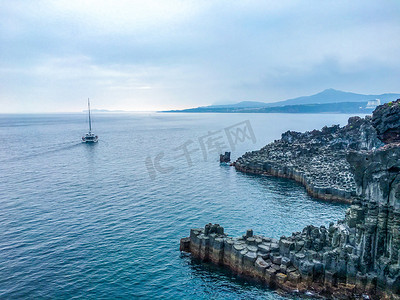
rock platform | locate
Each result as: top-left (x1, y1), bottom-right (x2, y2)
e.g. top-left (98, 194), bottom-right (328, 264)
top-left (234, 115), bottom-right (383, 204)
top-left (181, 100), bottom-right (400, 299)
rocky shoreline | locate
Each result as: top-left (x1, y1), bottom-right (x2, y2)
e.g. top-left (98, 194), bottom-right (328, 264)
top-left (234, 161), bottom-right (354, 204)
top-left (234, 115), bottom-right (384, 204)
top-left (181, 100), bottom-right (400, 299)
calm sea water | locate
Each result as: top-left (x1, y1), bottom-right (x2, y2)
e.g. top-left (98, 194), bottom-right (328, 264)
top-left (0, 113), bottom-right (356, 299)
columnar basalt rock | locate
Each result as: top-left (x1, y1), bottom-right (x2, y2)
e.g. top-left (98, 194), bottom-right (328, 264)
top-left (220, 152), bottom-right (231, 163)
top-left (181, 103), bottom-right (400, 298)
top-left (181, 154), bottom-right (400, 298)
top-left (372, 99), bottom-right (400, 144)
top-left (234, 115), bottom-right (384, 203)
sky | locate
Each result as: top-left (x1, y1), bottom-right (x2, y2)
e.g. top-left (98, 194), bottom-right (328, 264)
top-left (1, 1), bottom-right (400, 113)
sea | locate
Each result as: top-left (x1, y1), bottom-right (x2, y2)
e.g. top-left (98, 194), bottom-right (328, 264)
top-left (0, 113), bottom-right (359, 299)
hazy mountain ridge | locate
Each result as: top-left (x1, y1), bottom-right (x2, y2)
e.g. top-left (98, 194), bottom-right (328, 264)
top-left (273, 89), bottom-right (400, 106)
top-left (164, 89), bottom-right (400, 113)
top-left (167, 102), bottom-right (373, 114)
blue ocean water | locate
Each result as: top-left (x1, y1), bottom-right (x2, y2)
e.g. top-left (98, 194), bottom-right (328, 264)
top-left (0, 113), bottom-right (356, 299)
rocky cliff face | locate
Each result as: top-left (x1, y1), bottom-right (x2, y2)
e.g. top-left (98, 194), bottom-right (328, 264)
top-left (181, 101), bottom-right (400, 299)
top-left (372, 99), bottom-right (400, 144)
top-left (181, 145), bottom-right (400, 299)
top-left (347, 145), bottom-right (400, 280)
top-left (234, 115), bottom-right (383, 203)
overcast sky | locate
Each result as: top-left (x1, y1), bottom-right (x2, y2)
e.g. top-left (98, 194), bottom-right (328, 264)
top-left (1, 1), bottom-right (400, 112)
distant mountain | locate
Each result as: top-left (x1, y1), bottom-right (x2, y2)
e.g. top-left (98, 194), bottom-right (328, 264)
top-left (163, 89), bottom-right (400, 113)
top-left (269, 89), bottom-right (400, 107)
top-left (166, 101), bottom-right (373, 114)
top-left (256, 101), bottom-right (373, 114)
top-left (208, 101), bottom-right (271, 108)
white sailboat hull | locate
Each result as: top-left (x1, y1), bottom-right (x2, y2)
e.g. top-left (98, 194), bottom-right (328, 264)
top-left (82, 98), bottom-right (99, 143)
top-left (82, 133), bottom-right (98, 143)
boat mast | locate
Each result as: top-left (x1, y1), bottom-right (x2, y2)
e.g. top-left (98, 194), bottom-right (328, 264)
top-left (88, 98), bottom-right (92, 133)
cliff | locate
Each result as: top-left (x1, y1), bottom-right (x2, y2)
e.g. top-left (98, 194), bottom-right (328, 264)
top-left (181, 100), bottom-right (400, 299)
top-left (234, 115), bottom-right (384, 203)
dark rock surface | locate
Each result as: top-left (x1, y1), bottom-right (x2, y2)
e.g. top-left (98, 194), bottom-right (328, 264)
top-left (234, 115), bottom-right (383, 203)
top-left (220, 152), bottom-right (231, 163)
top-left (372, 99), bottom-right (400, 144)
top-left (181, 145), bottom-right (400, 298)
top-left (181, 103), bottom-right (400, 298)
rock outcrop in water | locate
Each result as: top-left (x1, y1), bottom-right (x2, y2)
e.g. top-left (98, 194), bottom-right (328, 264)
top-left (220, 152), bottom-right (231, 163)
top-left (234, 114), bottom-right (384, 203)
top-left (181, 100), bottom-right (400, 299)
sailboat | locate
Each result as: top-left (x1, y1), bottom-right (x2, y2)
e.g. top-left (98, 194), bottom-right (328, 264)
top-left (82, 98), bottom-right (98, 143)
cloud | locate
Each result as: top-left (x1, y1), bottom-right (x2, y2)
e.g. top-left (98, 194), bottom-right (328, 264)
top-left (0, 0), bottom-right (399, 112)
